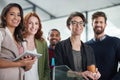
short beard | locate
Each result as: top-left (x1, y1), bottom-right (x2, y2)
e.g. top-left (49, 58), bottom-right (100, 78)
top-left (94, 29), bottom-right (104, 35)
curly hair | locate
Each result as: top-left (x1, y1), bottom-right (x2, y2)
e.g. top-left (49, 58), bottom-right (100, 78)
top-left (23, 12), bottom-right (44, 41)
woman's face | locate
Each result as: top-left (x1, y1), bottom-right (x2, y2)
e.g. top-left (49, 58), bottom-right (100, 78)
top-left (26, 16), bottom-right (39, 35)
top-left (69, 16), bottom-right (84, 36)
top-left (5, 7), bottom-right (21, 28)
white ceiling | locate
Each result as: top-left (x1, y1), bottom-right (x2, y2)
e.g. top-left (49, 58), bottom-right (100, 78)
top-left (0, 0), bottom-right (120, 21)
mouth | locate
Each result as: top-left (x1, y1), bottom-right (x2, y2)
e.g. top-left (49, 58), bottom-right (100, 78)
top-left (52, 39), bottom-right (57, 42)
top-left (95, 26), bottom-right (102, 30)
top-left (96, 27), bottom-right (101, 30)
top-left (12, 20), bottom-right (20, 24)
top-left (30, 28), bottom-right (38, 31)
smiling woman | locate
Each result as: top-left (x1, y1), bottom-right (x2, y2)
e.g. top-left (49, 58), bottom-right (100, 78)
top-left (5, 7), bottom-right (21, 28)
top-left (0, 3), bottom-right (36, 80)
top-left (23, 12), bottom-right (50, 80)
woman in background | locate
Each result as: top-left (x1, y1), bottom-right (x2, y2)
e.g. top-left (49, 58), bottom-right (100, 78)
top-left (23, 12), bottom-right (50, 80)
top-left (0, 3), bottom-right (35, 80)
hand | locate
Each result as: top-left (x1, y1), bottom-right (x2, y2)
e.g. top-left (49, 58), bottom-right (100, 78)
top-left (24, 57), bottom-right (37, 71)
top-left (17, 57), bottom-right (36, 67)
top-left (21, 55), bottom-right (33, 60)
top-left (93, 68), bottom-right (101, 80)
top-left (75, 71), bottom-right (96, 80)
top-left (24, 65), bottom-right (32, 71)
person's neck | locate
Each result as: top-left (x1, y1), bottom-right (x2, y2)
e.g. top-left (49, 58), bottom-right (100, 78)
top-left (94, 33), bottom-right (105, 40)
top-left (70, 35), bottom-right (81, 44)
top-left (70, 35), bottom-right (81, 51)
top-left (7, 27), bottom-right (15, 36)
top-left (25, 35), bottom-right (34, 42)
top-left (50, 45), bottom-right (55, 50)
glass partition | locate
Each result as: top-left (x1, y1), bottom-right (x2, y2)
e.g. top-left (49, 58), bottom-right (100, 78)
top-left (53, 65), bottom-right (84, 80)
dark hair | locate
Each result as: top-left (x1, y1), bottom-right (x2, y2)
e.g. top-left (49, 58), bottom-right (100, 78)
top-left (92, 11), bottom-right (107, 23)
top-left (1, 3), bottom-right (24, 42)
top-left (48, 28), bottom-right (60, 36)
top-left (23, 12), bottom-right (44, 41)
top-left (66, 12), bottom-right (86, 27)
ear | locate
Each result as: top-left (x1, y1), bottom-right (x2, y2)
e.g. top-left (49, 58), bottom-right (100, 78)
top-left (67, 25), bottom-right (70, 29)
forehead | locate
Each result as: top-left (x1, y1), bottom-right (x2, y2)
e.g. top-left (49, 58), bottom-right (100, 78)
top-left (50, 30), bottom-right (59, 34)
top-left (8, 7), bottom-right (20, 12)
top-left (93, 16), bottom-right (105, 21)
top-left (28, 16), bottom-right (38, 21)
top-left (71, 16), bottom-right (83, 21)
top-left (49, 30), bottom-right (60, 36)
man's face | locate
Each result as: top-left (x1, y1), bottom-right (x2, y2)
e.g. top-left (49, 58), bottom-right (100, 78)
top-left (92, 17), bottom-right (107, 35)
top-left (48, 30), bottom-right (61, 46)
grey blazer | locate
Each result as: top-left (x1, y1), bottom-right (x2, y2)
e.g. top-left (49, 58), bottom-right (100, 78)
top-left (0, 28), bottom-right (24, 80)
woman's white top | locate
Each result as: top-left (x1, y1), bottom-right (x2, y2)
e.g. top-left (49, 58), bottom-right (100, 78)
top-left (24, 49), bottom-right (39, 80)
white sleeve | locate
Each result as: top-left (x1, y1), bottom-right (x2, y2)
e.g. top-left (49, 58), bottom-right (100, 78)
top-left (0, 31), bottom-right (3, 51)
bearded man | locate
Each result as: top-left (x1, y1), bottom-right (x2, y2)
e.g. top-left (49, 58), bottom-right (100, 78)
top-left (86, 11), bottom-right (120, 80)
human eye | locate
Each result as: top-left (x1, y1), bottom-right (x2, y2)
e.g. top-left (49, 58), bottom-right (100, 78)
top-left (9, 13), bottom-right (14, 16)
top-left (79, 21), bottom-right (84, 25)
top-left (35, 22), bottom-right (39, 25)
top-left (73, 21), bottom-right (77, 24)
top-left (56, 34), bottom-right (60, 37)
top-left (100, 21), bottom-right (104, 24)
top-left (28, 22), bottom-right (32, 24)
top-left (94, 21), bottom-right (98, 24)
top-left (50, 34), bottom-right (54, 37)
top-left (17, 13), bottom-right (21, 17)
top-left (71, 21), bottom-right (77, 25)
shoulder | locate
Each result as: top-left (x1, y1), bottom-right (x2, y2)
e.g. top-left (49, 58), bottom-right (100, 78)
top-left (35, 38), bottom-right (47, 43)
top-left (85, 39), bottom-right (94, 45)
top-left (106, 35), bottom-right (120, 43)
top-left (57, 38), bottom-right (70, 45)
top-left (83, 42), bottom-right (93, 50)
top-left (110, 36), bottom-right (120, 40)
top-left (0, 28), bottom-right (6, 41)
top-left (35, 39), bottom-right (48, 53)
top-left (35, 39), bottom-right (47, 47)
top-left (56, 38), bottom-right (70, 47)
top-left (0, 28), bottom-right (5, 34)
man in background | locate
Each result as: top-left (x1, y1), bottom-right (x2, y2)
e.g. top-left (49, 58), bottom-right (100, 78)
top-left (47, 28), bottom-right (61, 80)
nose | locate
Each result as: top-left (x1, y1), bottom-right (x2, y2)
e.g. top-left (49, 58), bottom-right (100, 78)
top-left (14, 14), bottom-right (19, 19)
top-left (96, 22), bottom-right (101, 26)
top-left (32, 24), bottom-right (35, 28)
top-left (76, 23), bottom-right (83, 28)
top-left (52, 35), bottom-right (56, 38)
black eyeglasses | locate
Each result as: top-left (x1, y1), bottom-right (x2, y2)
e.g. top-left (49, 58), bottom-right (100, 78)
top-left (70, 21), bottom-right (84, 26)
